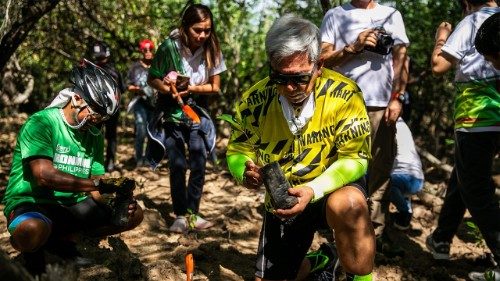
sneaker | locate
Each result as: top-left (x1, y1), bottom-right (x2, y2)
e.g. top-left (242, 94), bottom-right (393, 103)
top-left (393, 212), bottom-right (412, 231)
top-left (468, 266), bottom-right (500, 281)
top-left (169, 216), bottom-right (188, 233)
top-left (188, 214), bottom-right (214, 230)
top-left (307, 243), bottom-right (340, 281)
top-left (425, 234), bottom-right (450, 260)
top-left (376, 232), bottom-right (405, 258)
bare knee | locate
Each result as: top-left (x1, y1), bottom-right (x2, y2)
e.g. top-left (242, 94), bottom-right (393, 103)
top-left (11, 219), bottom-right (51, 252)
top-left (327, 187), bottom-right (369, 227)
top-left (326, 187), bottom-right (375, 274)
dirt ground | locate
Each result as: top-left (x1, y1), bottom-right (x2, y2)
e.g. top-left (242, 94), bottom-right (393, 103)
top-left (0, 114), bottom-right (496, 281)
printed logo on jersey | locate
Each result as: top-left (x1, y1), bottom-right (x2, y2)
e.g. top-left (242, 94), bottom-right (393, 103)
top-left (336, 118), bottom-right (370, 147)
top-left (245, 87), bottom-right (274, 107)
top-left (299, 125), bottom-right (338, 146)
top-left (53, 143), bottom-right (92, 175)
top-left (329, 81), bottom-right (355, 101)
top-left (56, 144), bottom-right (70, 154)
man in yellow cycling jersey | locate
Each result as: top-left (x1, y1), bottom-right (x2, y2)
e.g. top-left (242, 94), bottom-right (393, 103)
top-left (225, 14), bottom-right (375, 281)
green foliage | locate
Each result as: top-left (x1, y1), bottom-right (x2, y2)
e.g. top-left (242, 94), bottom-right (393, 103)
top-left (395, 0), bottom-right (462, 159)
top-left (484, 270), bottom-right (497, 281)
top-left (14, 0), bottom-right (187, 110)
top-left (6, 0), bottom-right (468, 160)
top-left (465, 221), bottom-right (485, 248)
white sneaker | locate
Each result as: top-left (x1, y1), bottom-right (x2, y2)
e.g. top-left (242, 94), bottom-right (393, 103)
top-left (169, 216), bottom-right (188, 233)
top-left (189, 214), bottom-right (214, 230)
top-left (468, 267), bottom-right (500, 281)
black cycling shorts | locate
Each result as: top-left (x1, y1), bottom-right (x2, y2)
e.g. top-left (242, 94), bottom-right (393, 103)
top-left (255, 178), bottom-right (367, 279)
top-left (7, 197), bottom-right (113, 236)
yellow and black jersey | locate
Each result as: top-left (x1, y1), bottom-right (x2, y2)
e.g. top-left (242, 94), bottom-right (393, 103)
top-left (226, 68), bottom-right (371, 189)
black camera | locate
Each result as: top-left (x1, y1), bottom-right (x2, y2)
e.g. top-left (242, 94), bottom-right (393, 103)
top-left (365, 27), bottom-right (394, 55)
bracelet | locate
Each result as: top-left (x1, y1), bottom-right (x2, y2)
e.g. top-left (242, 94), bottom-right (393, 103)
top-left (343, 44), bottom-right (362, 55)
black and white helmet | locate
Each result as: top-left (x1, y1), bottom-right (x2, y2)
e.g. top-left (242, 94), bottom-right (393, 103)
top-left (69, 59), bottom-right (120, 118)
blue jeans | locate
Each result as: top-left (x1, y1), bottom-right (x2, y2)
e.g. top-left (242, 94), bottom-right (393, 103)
top-left (133, 102), bottom-right (152, 162)
top-left (390, 173), bottom-right (423, 214)
top-left (163, 123), bottom-right (207, 216)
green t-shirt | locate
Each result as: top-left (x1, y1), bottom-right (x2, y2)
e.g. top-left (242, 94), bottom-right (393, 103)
top-left (3, 108), bottom-right (105, 217)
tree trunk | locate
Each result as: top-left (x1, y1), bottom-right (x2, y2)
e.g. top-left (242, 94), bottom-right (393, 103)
top-left (0, 0), bottom-right (61, 71)
top-left (0, 55), bottom-right (35, 111)
top-left (416, 147), bottom-right (454, 174)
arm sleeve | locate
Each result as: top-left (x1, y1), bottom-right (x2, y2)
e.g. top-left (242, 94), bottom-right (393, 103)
top-left (223, 99), bottom-right (259, 184)
top-left (306, 87), bottom-right (371, 202)
top-left (227, 154), bottom-right (253, 184)
top-left (307, 158), bottom-right (368, 202)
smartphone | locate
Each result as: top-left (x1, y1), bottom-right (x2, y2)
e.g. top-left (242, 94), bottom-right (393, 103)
top-left (176, 74), bottom-right (190, 91)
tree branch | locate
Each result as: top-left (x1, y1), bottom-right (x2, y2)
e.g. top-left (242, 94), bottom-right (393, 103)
top-left (0, 0), bottom-right (61, 71)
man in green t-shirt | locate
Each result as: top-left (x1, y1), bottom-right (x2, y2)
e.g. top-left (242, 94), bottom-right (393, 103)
top-left (2, 60), bottom-right (143, 277)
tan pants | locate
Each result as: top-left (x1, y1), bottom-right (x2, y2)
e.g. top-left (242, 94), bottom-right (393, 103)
top-left (367, 107), bottom-right (397, 237)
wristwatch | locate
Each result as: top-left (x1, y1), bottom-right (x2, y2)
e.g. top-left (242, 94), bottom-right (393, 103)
top-left (391, 92), bottom-right (406, 103)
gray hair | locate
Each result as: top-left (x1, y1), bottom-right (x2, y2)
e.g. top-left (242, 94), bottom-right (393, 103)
top-left (265, 14), bottom-right (321, 66)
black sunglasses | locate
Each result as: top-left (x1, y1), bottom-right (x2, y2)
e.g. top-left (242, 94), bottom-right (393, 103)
top-left (269, 65), bottom-right (316, 86)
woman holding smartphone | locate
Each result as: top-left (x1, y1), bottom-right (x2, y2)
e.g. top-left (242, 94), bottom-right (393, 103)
top-left (147, 3), bottom-right (226, 233)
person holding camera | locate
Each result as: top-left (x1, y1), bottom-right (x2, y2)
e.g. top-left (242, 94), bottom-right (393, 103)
top-left (320, 0), bottom-right (410, 258)
top-left (2, 60), bottom-right (144, 277)
top-left (147, 3), bottom-right (226, 233)
top-left (426, 1), bottom-right (499, 280)
top-left (225, 14), bottom-right (375, 281)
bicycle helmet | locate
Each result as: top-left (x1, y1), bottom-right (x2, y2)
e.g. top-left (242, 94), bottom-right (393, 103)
top-left (139, 39), bottom-right (155, 51)
top-left (70, 59), bottom-right (120, 119)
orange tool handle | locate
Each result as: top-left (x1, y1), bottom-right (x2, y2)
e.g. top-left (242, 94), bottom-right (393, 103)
top-left (185, 253), bottom-right (194, 281)
top-left (171, 84), bottom-right (200, 123)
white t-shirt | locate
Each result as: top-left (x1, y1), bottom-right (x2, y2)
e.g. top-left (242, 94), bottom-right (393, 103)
top-left (392, 118), bottom-right (424, 179)
top-left (320, 2), bottom-right (409, 107)
top-left (441, 7), bottom-right (500, 83)
top-left (174, 37), bottom-right (227, 86)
